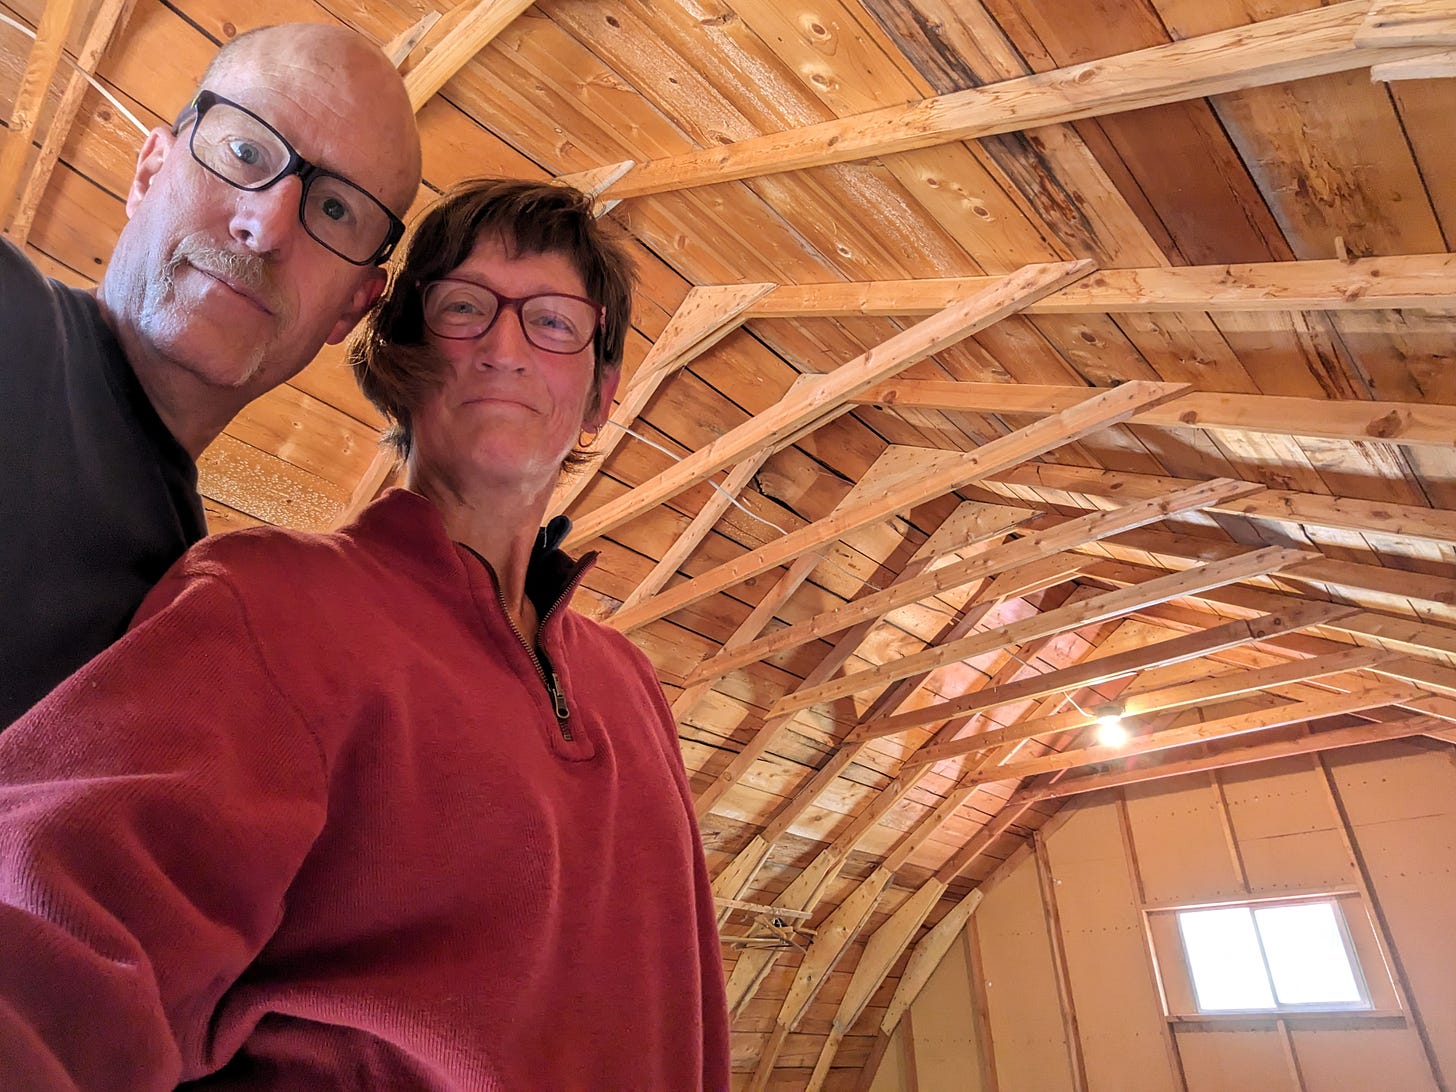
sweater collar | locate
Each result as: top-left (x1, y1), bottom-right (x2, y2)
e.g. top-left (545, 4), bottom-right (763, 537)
top-left (342, 488), bottom-right (596, 612)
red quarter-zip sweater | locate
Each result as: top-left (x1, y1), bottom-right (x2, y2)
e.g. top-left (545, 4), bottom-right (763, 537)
top-left (0, 489), bottom-right (730, 1090)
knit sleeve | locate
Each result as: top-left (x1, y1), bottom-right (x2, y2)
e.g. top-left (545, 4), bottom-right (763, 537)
top-left (0, 567), bottom-right (328, 1090)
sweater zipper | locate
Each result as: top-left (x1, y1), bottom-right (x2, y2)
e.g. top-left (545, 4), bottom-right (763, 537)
top-left (494, 568), bottom-right (587, 743)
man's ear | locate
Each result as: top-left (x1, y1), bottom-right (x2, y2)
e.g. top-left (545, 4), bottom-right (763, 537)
top-left (325, 268), bottom-right (387, 345)
top-left (126, 128), bottom-right (176, 218)
top-left (585, 367), bottom-right (622, 432)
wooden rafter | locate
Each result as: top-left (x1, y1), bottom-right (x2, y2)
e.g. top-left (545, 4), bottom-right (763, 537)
top-left (8, 0), bottom-right (138, 246)
top-left (986, 462), bottom-right (1456, 546)
top-left (605, 381), bottom-right (1186, 631)
top-left (561, 1), bottom-right (1429, 200)
top-left (690, 499), bottom-right (1052, 815)
top-left (852, 381), bottom-right (1456, 449)
top-left (401, 0), bottom-right (536, 111)
top-left (769, 546), bottom-right (1314, 718)
top-left (748, 254), bottom-right (1456, 318)
top-left (1020, 714), bottom-right (1451, 801)
top-left (562, 260), bottom-right (1095, 548)
top-left (685, 477), bottom-right (1260, 686)
top-left (0, 0), bottom-right (90, 229)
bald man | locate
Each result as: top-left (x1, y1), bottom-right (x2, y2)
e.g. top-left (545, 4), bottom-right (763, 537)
top-left (0, 25), bottom-right (422, 725)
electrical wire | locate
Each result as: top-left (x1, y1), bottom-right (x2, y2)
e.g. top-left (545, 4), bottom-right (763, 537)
top-left (1, 13), bottom-right (151, 139)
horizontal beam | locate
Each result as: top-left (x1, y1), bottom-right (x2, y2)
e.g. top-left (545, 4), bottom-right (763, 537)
top-left (851, 600), bottom-right (1360, 742)
top-left (1019, 714), bottom-right (1447, 800)
top-left (908, 644), bottom-right (1399, 768)
top-left (987, 462), bottom-right (1456, 546)
top-left (852, 381), bottom-right (1456, 449)
top-left (972, 681), bottom-right (1427, 783)
top-left (685, 477), bottom-right (1258, 685)
top-left (770, 545), bottom-right (1313, 718)
top-left (568, 1), bottom-right (1426, 199)
top-left (606, 382), bottom-right (1185, 632)
top-left (564, 260), bottom-right (1093, 550)
top-left (747, 254), bottom-right (1456, 318)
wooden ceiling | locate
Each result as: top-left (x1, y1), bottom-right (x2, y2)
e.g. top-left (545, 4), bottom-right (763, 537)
top-left (5, 0), bottom-right (1456, 1087)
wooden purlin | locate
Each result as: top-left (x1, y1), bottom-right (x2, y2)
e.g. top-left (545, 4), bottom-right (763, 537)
top-left (686, 477), bottom-right (1260, 686)
top-left (0, 0), bottom-right (90, 228)
top-left (1058, 522), bottom-right (1456, 616)
top-left (851, 600), bottom-right (1362, 743)
top-left (669, 449), bottom-right (1004, 719)
top-left (907, 644), bottom-right (1402, 767)
top-left (853, 380), bottom-right (1456, 449)
top-left (400, 0), bottom-right (536, 111)
top-left (972, 682), bottom-right (1431, 785)
top-left (562, 2), bottom-right (1429, 200)
top-left (691, 501), bottom-right (1055, 819)
top-left (1356, 0), bottom-right (1456, 46)
top-left (1084, 558), bottom-right (1456, 663)
top-left (748, 254), bottom-right (1456, 317)
top-left (1370, 49), bottom-right (1456, 78)
top-left (770, 545), bottom-right (1315, 718)
top-left (563, 259), bottom-right (1095, 550)
top-left (7, 0), bottom-right (138, 246)
top-left (606, 380), bottom-right (1187, 633)
top-left (986, 462), bottom-right (1456, 546)
top-left (548, 281), bottom-right (777, 521)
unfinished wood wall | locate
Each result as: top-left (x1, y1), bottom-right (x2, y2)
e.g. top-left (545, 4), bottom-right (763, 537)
top-left (865, 738), bottom-right (1456, 1092)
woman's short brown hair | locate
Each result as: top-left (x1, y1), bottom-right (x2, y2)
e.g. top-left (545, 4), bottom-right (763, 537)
top-left (348, 178), bottom-right (636, 465)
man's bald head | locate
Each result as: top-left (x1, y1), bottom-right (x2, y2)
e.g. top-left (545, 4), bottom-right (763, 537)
top-left (197, 24), bottom-right (421, 216)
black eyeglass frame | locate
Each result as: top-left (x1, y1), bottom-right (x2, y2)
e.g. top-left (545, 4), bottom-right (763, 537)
top-left (421, 276), bottom-right (606, 356)
top-left (173, 89), bottom-right (405, 266)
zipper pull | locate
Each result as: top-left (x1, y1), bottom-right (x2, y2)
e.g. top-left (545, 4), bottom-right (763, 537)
top-left (545, 668), bottom-right (570, 723)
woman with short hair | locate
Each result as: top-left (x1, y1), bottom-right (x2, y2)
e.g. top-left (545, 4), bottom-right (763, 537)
top-left (0, 178), bottom-right (731, 1090)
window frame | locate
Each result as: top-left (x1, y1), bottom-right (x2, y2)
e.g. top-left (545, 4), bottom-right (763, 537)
top-left (1174, 895), bottom-right (1373, 1015)
top-left (1143, 888), bottom-right (1405, 1022)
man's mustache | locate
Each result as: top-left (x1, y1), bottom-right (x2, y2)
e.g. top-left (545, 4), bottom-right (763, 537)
top-left (165, 233), bottom-right (290, 321)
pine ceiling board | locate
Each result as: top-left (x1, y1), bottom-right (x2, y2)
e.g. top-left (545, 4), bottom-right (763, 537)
top-left (977, 0), bottom-right (1295, 265)
top-left (196, 433), bottom-right (348, 531)
top-left (1211, 70), bottom-right (1444, 260)
top-left (25, 160), bottom-right (125, 274)
top-left (531, 2), bottom-right (1010, 285)
top-left (224, 383), bottom-right (380, 491)
top-left (1389, 80), bottom-right (1456, 239)
top-left (21, 239), bottom-right (89, 284)
top-left (1208, 309), bottom-right (1372, 400)
top-left (1153, 0), bottom-right (1445, 256)
top-left (288, 345), bottom-right (386, 429)
top-left (573, 0), bottom-right (1071, 275)
top-left (855, 0), bottom-right (1177, 267)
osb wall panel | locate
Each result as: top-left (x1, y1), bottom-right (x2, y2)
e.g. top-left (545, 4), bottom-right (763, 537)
top-left (1217, 757), bottom-right (1354, 893)
top-left (1325, 741), bottom-right (1456, 1084)
top-left (974, 853), bottom-right (1075, 1091)
top-left (1174, 1025), bottom-right (1296, 1092)
top-left (907, 927), bottom-right (983, 1092)
top-left (1123, 776), bottom-right (1243, 903)
top-left (869, 744), bottom-right (1456, 1091)
top-left (1044, 798), bottom-right (1177, 1091)
top-left (1291, 1023), bottom-right (1438, 1092)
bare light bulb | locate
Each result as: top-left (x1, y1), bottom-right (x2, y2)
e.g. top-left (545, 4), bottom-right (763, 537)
top-left (1095, 715), bottom-right (1130, 747)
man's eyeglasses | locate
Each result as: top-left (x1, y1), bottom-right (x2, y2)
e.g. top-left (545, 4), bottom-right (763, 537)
top-left (422, 278), bottom-right (603, 356)
top-left (174, 90), bottom-right (404, 266)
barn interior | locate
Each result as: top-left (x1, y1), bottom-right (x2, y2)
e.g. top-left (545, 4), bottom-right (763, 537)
top-left (4, 0), bottom-right (1456, 1088)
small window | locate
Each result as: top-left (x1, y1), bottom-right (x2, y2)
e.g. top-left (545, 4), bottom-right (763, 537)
top-left (1175, 898), bottom-right (1371, 1014)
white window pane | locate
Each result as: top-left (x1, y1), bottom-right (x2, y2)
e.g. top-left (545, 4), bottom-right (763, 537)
top-left (1178, 907), bottom-right (1276, 1011)
top-left (1254, 903), bottom-right (1365, 1007)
